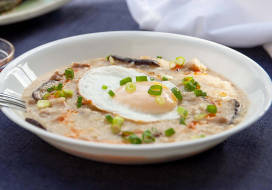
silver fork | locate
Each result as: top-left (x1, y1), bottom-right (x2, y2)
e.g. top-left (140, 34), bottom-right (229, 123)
top-left (0, 93), bottom-right (26, 112)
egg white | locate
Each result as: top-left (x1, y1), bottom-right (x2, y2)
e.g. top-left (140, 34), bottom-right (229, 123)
top-left (78, 66), bottom-right (180, 122)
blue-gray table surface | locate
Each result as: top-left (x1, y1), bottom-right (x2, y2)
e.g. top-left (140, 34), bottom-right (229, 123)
top-left (0, 0), bottom-right (272, 189)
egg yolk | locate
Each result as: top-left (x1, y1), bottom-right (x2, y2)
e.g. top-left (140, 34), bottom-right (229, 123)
top-left (114, 82), bottom-right (177, 114)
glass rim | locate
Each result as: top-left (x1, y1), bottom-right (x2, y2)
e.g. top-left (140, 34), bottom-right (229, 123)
top-left (0, 38), bottom-right (15, 68)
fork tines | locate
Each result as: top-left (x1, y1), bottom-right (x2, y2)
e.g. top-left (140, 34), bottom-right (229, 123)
top-left (0, 93), bottom-right (26, 112)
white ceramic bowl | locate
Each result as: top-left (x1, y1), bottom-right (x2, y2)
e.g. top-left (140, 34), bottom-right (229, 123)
top-left (1, 31), bottom-right (271, 164)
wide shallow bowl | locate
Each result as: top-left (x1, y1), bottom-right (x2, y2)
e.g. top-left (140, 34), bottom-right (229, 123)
top-left (0, 31), bottom-right (271, 164)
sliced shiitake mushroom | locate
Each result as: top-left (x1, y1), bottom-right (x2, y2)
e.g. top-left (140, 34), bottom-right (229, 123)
top-left (109, 55), bottom-right (160, 67)
top-left (25, 118), bottom-right (46, 130)
top-left (32, 80), bottom-right (59, 100)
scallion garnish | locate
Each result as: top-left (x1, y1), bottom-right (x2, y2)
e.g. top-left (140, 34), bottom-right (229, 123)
top-left (120, 77), bottom-right (132, 86)
top-left (151, 127), bottom-right (158, 134)
top-left (165, 128), bottom-right (175, 136)
top-left (163, 75), bottom-right (173, 81)
top-left (157, 56), bottom-right (162, 59)
top-left (126, 82), bottom-right (136, 93)
top-left (122, 131), bottom-right (142, 144)
top-left (150, 77), bottom-right (155, 81)
top-left (55, 83), bottom-right (63, 91)
top-left (185, 82), bottom-right (196, 92)
top-left (194, 113), bottom-right (207, 120)
top-left (65, 68), bottom-right (74, 80)
top-left (182, 77), bottom-right (194, 85)
top-left (111, 116), bottom-right (124, 133)
top-left (62, 89), bottom-right (74, 96)
top-left (47, 86), bottom-right (55, 92)
top-left (148, 85), bottom-right (162, 96)
top-left (176, 56), bottom-right (185, 66)
top-left (179, 118), bottom-right (186, 125)
top-left (169, 60), bottom-right (177, 70)
top-left (106, 54), bottom-right (113, 60)
top-left (194, 89), bottom-right (204, 97)
top-left (171, 87), bottom-right (183, 100)
top-left (155, 96), bottom-right (165, 105)
top-left (37, 100), bottom-right (50, 108)
top-left (136, 76), bottom-right (148, 82)
top-left (207, 105), bottom-right (217, 113)
top-left (77, 96), bottom-right (83, 108)
top-left (105, 114), bottom-right (113, 123)
top-left (43, 94), bottom-right (50, 100)
top-left (108, 90), bottom-right (115, 97)
top-left (142, 130), bottom-right (155, 143)
top-left (177, 106), bottom-right (189, 117)
top-left (54, 91), bottom-right (65, 98)
top-left (102, 85), bottom-right (108, 90)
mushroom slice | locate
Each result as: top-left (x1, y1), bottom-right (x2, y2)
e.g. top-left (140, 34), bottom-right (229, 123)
top-left (32, 80), bottom-right (59, 100)
top-left (228, 99), bottom-right (241, 124)
top-left (25, 118), bottom-right (46, 130)
top-left (109, 55), bottom-right (160, 67)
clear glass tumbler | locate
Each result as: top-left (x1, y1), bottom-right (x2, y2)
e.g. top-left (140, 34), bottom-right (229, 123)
top-left (0, 38), bottom-right (15, 72)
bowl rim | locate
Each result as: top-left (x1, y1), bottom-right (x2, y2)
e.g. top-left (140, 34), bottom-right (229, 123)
top-left (1, 31), bottom-right (272, 150)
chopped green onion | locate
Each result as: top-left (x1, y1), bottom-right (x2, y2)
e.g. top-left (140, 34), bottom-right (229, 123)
top-left (120, 77), bottom-right (132, 86)
top-left (111, 116), bottom-right (124, 134)
top-left (165, 128), bottom-right (175, 136)
top-left (193, 81), bottom-right (201, 89)
top-left (176, 56), bottom-right (185, 66)
top-left (62, 89), bottom-right (74, 97)
top-left (182, 77), bottom-right (194, 85)
top-left (108, 90), bottom-right (115, 97)
top-left (126, 82), bottom-right (136, 93)
top-left (122, 131), bottom-right (142, 144)
top-left (65, 68), bottom-right (74, 80)
top-left (155, 96), bottom-right (165, 105)
top-left (56, 83), bottom-right (63, 91)
top-left (47, 86), bottom-right (55, 92)
top-left (194, 113), bottom-right (207, 120)
top-left (202, 92), bottom-right (207, 97)
top-left (150, 77), bottom-right (155, 81)
top-left (162, 75), bottom-right (173, 81)
top-left (128, 134), bottom-right (142, 144)
top-left (194, 89), bottom-right (204, 97)
top-left (77, 96), bottom-right (83, 108)
top-left (151, 127), bottom-right (158, 134)
top-left (105, 114), bottom-right (113, 123)
top-left (157, 56), bottom-right (162, 59)
top-left (207, 105), bottom-right (217, 113)
top-left (191, 134), bottom-right (206, 139)
top-left (179, 118), bottom-right (186, 125)
top-left (122, 131), bottom-right (134, 140)
top-left (142, 130), bottom-right (155, 143)
top-left (169, 60), bottom-right (177, 69)
top-left (43, 94), bottom-right (50, 100)
top-left (54, 91), bottom-right (65, 98)
top-left (37, 100), bottom-right (50, 108)
top-left (148, 85), bottom-right (162, 96)
top-left (185, 82), bottom-right (196, 92)
top-left (177, 106), bottom-right (189, 117)
top-left (102, 85), bottom-right (108, 90)
top-left (106, 54), bottom-right (113, 60)
top-left (136, 76), bottom-right (148, 82)
top-left (109, 56), bottom-right (115, 65)
top-left (171, 87), bottom-right (183, 100)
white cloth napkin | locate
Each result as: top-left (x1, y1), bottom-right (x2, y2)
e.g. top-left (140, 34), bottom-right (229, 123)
top-left (126, 0), bottom-right (272, 57)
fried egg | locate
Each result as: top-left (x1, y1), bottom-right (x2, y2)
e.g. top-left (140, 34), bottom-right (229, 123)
top-left (78, 66), bottom-right (180, 122)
